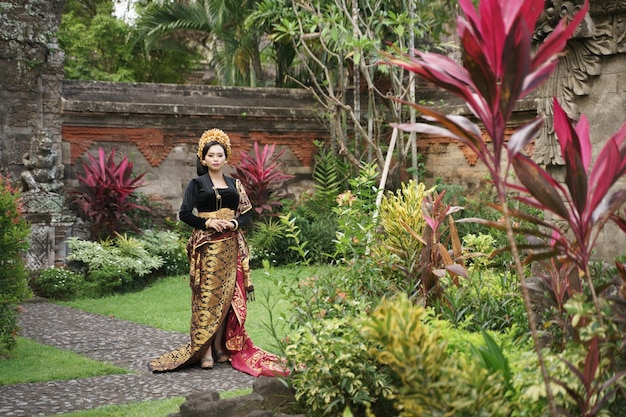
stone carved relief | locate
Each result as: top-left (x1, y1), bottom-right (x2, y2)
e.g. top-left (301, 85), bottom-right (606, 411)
top-left (26, 224), bottom-right (53, 271)
top-left (533, 1), bottom-right (626, 165)
top-left (19, 129), bottom-right (73, 270)
top-left (20, 129), bottom-right (64, 193)
top-left (534, 38), bottom-right (601, 164)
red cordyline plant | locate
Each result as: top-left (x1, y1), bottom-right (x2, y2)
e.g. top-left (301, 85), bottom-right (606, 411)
top-left (409, 189), bottom-right (466, 304)
top-left (233, 142), bottom-right (294, 220)
top-left (380, 0), bottom-right (626, 414)
top-left (508, 99), bottom-right (626, 302)
top-left (71, 147), bottom-right (148, 240)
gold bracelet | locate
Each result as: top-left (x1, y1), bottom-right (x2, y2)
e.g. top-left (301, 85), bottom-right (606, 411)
top-left (231, 219), bottom-right (239, 230)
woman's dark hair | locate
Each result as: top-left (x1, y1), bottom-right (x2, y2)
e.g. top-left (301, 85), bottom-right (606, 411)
top-left (200, 141), bottom-right (228, 159)
top-left (197, 141), bottom-right (228, 176)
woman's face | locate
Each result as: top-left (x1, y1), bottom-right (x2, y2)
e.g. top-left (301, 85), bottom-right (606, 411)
top-left (203, 144), bottom-right (227, 172)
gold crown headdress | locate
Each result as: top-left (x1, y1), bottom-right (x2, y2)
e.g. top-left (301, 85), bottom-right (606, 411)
top-left (197, 129), bottom-right (232, 161)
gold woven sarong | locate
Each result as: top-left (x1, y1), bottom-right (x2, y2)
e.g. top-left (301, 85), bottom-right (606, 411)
top-left (148, 227), bottom-right (237, 372)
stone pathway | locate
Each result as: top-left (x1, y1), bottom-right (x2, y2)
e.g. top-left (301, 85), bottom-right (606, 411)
top-left (0, 299), bottom-right (256, 416)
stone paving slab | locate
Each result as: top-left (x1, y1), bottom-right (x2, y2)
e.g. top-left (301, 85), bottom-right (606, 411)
top-left (0, 300), bottom-right (256, 416)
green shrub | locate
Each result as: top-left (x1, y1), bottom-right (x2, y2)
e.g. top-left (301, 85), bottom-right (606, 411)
top-left (278, 141), bottom-right (344, 266)
top-left (139, 229), bottom-right (188, 276)
top-left (32, 267), bottom-right (84, 300)
top-left (295, 215), bottom-right (336, 265)
top-left (127, 192), bottom-right (177, 231)
top-left (248, 217), bottom-right (298, 268)
top-left (295, 141), bottom-right (347, 221)
top-left (249, 214), bottom-right (337, 268)
top-left (169, 219), bottom-right (193, 241)
top-left (0, 176), bottom-right (32, 351)
top-left (372, 180), bottom-right (430, 293)
top-left (333, 163), bottom-right (379, 262)
top-left (362, 294), bottom-right (513, 417)
top-left (284, 263), bottom-right (389, 330)
top-left (434, 269), bottom-right (528, 337)
top-left (66, 234), bottom-right (164, 296)
top-left (437, 181), bottom-right (542, 270)
top-left (285, 316), bottom-right (397, 417)
top-left (430, 231), bottom-right (527, 336)
top-left (85, 265), bottom-right (135, 297)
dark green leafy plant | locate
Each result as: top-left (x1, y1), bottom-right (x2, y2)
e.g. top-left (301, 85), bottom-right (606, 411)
top-left (294, 216), bottom-right (336, 265)
top-left (127, 192), bottom-right (177, 232)
top-left (66, 234), bottom-right (164, 296)
top-left (0, 175), bottom-right (31, 351)
top-left (297, 141), bottom-right (348, 220)
top-left (285, 315), bottom-right (397, 417)
top-left (332, 163), bottom-right (379, 262)
top-left (248, 217), bottom-right (297, 268)
top-left (233, 142), bottom-right (294, 221)
top-left (471, 330), bottom-right (515, 393)
top-left (32, 267), bottom-right (84, 301)
top-left (289, 141), bottom-right (345, 265)
top-left (71, 147), bottom-right (149, 240)
top-left (59, 1), bottom-right (201, 83)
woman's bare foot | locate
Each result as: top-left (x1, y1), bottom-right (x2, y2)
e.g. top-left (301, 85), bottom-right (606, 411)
top-left (201, 347), bottom-right (214, 369)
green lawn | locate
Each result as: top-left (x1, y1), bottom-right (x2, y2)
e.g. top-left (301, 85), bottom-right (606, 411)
top-left (0, 337), bottom-right (129, 385)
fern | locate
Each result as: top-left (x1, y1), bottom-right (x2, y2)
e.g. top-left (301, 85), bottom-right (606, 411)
top-left (299, 142), bottom-right (348, 220)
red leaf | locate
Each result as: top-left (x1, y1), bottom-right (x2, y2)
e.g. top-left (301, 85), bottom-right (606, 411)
top-left (610, 213), bottom-right (626, 234)
top-left (446, 263), bottom-right (468, 279)
top-left (384, 51), bottom-right (489, 124)
top-left (588, 138), bottom-right (621, 218)
top-left (499, 18), bottom-right (532, 119)
top-left (511, 153), bottom-right (570, 220)
top-left (508, 117), bottom-right (544, 157)
top-left (552, 101), bottom-right (589, 216)
top-left (392, 102), bottom-right (487, 164)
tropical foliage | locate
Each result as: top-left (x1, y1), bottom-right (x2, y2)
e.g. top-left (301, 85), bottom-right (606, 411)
top-left (253, 0), bottom-right (456, 179)
top-left (20, 2), bottom-right (626, 417)
top-left (0, 176), bottom-right (31, 352)
top-left (135, 0), bottom-right (267, 86)
top-left (70, 147), bottom-right (149, 240)
top-left (232, 142), bottom-right (293, 220)
top-left (59, 0), bottom-right (201, 83)
top-left (384, 0), bottom-right (626, 415)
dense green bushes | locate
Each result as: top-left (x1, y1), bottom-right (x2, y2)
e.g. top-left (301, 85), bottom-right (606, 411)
top-left (0, 176), bottom-right (32, 351)
top-left (286, 316), bottom-right (396, 417)
top-left (33, 230), bottom-right (188, 300)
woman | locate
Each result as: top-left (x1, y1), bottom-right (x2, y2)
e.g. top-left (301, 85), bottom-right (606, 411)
top-left (148, 129), bottom-right (286, 377)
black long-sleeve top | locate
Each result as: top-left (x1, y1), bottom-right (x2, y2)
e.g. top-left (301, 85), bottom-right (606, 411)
top-left (179, 175), bottom-right (253, 231)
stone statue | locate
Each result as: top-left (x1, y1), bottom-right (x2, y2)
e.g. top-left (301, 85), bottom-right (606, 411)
top-left (21, 130), bottom-right (64, 193)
